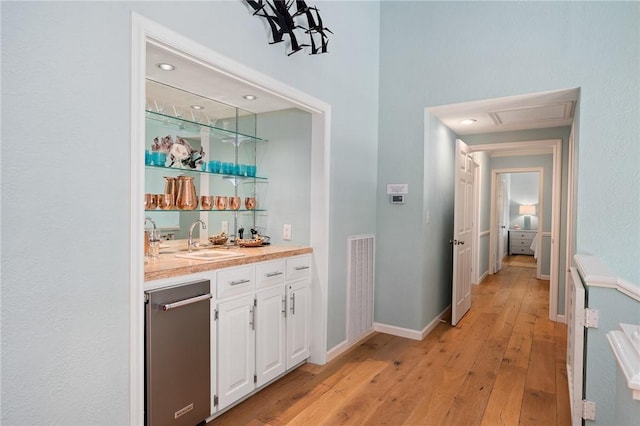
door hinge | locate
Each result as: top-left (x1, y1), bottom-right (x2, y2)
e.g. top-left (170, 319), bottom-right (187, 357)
top-left (584, 308), bottom-right (599, 328)
top-left (254, 298), bottom-right (257, 307)
top-left (213, 395), bottom-right (218, 407)
top-left (254, 374), bottom-right (257, 383)
top-left (214, 309), bottom-right (218, 321)
top-left (581, 400), bottom-right (596, 420)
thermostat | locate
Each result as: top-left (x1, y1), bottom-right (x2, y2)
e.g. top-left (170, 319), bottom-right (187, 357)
top-left (387, 183), bottom-right (408, 195)
top-left (391, 194), bottom-right (405, 204)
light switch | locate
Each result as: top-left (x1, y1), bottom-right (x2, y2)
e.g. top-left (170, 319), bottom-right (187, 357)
top-left (283, 224), bottom-right (292, 240)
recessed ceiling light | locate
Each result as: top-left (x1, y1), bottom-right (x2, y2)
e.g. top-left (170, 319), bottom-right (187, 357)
top-left (190, 105), bottom-right (204, 110)
top-left (156, 63), bottom-right (175, 71)
top-left (243, 95), bottom-right (257, 100)
top-left (460, 119), bottom-right (477, 125)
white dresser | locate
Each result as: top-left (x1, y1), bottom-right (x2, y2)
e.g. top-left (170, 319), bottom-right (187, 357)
top-left (508, 230), bottom-right (536, 255)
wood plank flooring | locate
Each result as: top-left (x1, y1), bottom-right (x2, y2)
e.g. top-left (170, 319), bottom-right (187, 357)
top-left (212, 265), bottom-right (570, 426)
top-left (502, 255), bottom-right (537, 268)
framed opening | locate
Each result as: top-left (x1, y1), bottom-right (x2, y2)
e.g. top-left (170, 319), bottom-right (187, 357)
top-left (130, 13), bottom-right (331, 423)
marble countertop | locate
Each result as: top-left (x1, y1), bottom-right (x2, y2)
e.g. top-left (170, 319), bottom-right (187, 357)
top-left (144, 243), bottom-right (313, 281)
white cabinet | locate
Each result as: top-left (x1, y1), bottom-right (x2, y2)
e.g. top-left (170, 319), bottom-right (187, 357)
top-left (284, 255), bottom-right (311, 369)
top-left (286, 279), bottom-right (310, 369)
top-left (255, 285), bottom-right (286, 387)
top-left (212, 254), bottom-right (311, 415)
top-left (216, 293), bottom-right (256, 411)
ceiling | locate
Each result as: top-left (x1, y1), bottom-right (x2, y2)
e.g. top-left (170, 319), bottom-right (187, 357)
top-left (429, 88), bottom-right (579, 135)
top-left (146, 42), bottom-right (297, 118)
top-left (147, 41), bottom-right (578, 136)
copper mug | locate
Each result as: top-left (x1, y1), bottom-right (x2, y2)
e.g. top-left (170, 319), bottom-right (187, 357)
top-left (214, 196), bottom-right (227, 210)
top-left (200, 195), bottom-right (214, 210)
top-left (157, 193), bottom-right (174, 210)
top-left (228, 196), bottom-right (241, 211)
top-left (144, 193), bottom-right (157, 210)
top-left (245, 197), bottom-right (257, 210)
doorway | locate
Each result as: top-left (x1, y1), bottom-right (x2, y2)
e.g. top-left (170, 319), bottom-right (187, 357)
top-left (468, 139), bottom-right (563, 322)
top-left (130, 14), bottom-right (331, 424)
top-left (491, 170), bottom-right (543, 277)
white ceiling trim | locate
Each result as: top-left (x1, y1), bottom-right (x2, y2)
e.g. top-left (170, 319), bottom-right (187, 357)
top-left (490, 148), bottom-right (553, 157)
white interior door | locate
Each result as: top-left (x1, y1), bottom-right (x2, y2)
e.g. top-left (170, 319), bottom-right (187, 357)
top-left (495, 174), bottom-right (509, 271)
top-left (452, 139), bottom-right (474, 326)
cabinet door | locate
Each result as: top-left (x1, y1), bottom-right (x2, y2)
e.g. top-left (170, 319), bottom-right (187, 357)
top-left (286, 280), bottom-right (310, 369)
top-left (217, 295), bottom-right (255, 410)
top-left (255, 286), bottom-right (286, 387)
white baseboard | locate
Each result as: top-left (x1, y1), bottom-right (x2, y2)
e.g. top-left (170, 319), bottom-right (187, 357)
top-left (541, 274), bottom-right (550, 280)
top-left (326, 329), bottom-right (377, 363)
top-left (374, 305), bottom-right (451, 341)
top-left (476, 270), bottom-right (489, 285)
top-left (374, 322), bottom-right (423, 340)
top-left (556, 314), bottom-right (566, 324)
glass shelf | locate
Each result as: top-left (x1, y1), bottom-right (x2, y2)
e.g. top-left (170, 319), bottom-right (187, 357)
top-left (145, 110), bottom-right (267, 143)
top-left (145, 164), bottom-right (267, 181)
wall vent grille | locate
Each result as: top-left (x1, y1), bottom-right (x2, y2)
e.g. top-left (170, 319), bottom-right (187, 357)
top-left (347, 235), bottom-right (375, 344)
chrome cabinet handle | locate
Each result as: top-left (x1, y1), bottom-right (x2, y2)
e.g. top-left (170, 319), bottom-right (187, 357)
top-left (249, 306), bottom-right (255, 330)
top-left (294, 266), bottom-right (310, 271)
top-left (229, 279), bottom-right (250, 286)
top-left (290, 293), bottom-right (296, 315)
top-left (266, 271), bottom-right (283, 277)
top-left (161, 293), bottom-right (212, 311)
top-left (282, 297), bottom-right (287, 317)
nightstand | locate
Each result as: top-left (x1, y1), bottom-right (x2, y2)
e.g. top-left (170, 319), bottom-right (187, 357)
top-left (508, 230), bottom-right (536, 255)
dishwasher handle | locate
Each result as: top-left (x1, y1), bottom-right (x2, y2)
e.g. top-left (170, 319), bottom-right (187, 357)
top-left (162, 293), bottom-right (212, 311)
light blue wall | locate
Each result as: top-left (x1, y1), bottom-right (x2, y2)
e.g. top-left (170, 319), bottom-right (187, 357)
top-left (1, 2), bottom-right (380, 424)
top-left (256, 109), bottom-right (312, 246)
top-left (422, 113), bottom-right (456, 327)
top-left (585, 287), bottom-right (640, 426)
top-left (508, 172), bottom-right (539, 230)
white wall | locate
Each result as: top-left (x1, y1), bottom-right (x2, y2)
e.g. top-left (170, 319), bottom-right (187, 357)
top-left (1, 2), bottom-right (380, 424)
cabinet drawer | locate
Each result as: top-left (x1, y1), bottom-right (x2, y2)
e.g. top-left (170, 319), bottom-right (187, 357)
top-left (511, 232), bottom-right (535, 240)
top-left (256, 260), bottom-right (286, 289)
top-left (286, 255), bottom-right (312, 282)
top-left (511, 238), bottom-right (533, 247)
top-left (511, 246), bottom-right (534, 255)
top-left (217, 265), bottom-right (255, 299)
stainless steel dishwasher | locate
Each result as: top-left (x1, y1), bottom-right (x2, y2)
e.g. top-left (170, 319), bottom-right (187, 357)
top-left (145, 279), bottom-right (211, 426)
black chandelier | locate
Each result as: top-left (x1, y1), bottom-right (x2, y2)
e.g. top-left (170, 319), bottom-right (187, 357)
top-left (246, 0), bottom-right (332, 56)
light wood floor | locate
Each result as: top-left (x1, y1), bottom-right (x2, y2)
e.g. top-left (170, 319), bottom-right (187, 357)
top-left (212, 265), bottom-right (571, 426)
top-left (502, 255), bottom-right (537, 268)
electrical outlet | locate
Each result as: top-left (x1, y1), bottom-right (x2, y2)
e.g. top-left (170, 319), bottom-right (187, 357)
top-left (283, 224), bottom-right (292, 241)
top-left (221, 221), bottom-right (228, 235)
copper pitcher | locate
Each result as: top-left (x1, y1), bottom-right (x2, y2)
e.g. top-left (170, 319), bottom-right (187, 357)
top-left (175, 175), bottom-right (198, 210)
top-left (163, 176), bottom-right (177, 205)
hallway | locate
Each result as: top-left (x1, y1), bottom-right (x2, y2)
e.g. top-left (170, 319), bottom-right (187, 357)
top-left (213, 265), bottom-right (571, 425)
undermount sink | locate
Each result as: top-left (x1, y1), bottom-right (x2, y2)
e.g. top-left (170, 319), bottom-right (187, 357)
top-left (175, 250), bottom-right (245, 262)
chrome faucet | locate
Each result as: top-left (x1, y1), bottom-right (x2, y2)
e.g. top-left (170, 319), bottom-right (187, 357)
top-left (145, 217), bottom-right (156, 229)
top-left (188, 219), bottom-right (207, 253)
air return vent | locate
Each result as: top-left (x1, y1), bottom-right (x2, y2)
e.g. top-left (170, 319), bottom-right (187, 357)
top-left (347, 235), bottom-right (375, 344)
